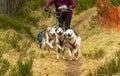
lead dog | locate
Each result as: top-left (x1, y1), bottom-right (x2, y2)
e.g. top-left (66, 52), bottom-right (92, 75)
top-left (65, 29), bottom-right (81, 60)
top-left (56, 27), bottom-right (66, 59)
top-left (41, 27), bottom-right (61, 53)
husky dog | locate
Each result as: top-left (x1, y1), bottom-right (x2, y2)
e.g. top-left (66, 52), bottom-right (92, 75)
top-left (41, 27), bottom-right (61, 53)
top-left (56, 27), bottom-right (66, 59)
top-left (65, 29), bottom-right (81, 60)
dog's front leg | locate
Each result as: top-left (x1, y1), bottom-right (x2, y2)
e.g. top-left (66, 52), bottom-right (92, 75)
top-left (74, 46), bottom-right (80, 60)
top-left (46, 33), bottom-right (53, 48)
top-left (57, 44), bottom-right (62, 50)
top-left (74, 49), bottom-right (79, 60)
top-left (61, 48), bottom-right (65, 59)
top-left (56, 47), bottom-right (60, 59)
top-left (55, 38), bottom-right (62, 50)
top-left (74, 37), bottom-right (81, 60)
top-left (41, 37), bottom-right (45, 49)
top-left (67, 47), bottom-right (72, 60)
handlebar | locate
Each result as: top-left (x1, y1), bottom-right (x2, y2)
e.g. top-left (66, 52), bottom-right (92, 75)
top-left (45, 8), bottom-right (72, 18)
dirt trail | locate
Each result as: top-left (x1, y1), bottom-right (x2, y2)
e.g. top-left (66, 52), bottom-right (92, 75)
top-left (65, 60), bottom-right (81, 76)
top-left (72, 7), bottom-right (97, 28)
top-left (65, 7), bottom-right (96, 76)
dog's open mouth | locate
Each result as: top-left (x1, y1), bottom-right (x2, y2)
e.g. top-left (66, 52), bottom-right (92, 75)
top-left (67, 33), bottom-right (71, 37)
top-left (52, 33), bottom-right (56, 37)
top-left (57, 32), bottom-right (63, 36)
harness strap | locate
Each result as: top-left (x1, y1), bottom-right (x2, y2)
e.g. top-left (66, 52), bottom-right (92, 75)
top-left (59, 39), bottom-right (64, 45)
top-left (68, 40), bottom-right (76, 49)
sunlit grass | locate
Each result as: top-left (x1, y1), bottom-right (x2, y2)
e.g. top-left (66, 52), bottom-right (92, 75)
top-left (10, 58), bottom-right (33, 76)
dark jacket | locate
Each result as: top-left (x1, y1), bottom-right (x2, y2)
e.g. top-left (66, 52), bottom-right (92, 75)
top-left (45, 0), bottom-right (76, 16)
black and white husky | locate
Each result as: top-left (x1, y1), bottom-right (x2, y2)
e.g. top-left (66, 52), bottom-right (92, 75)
top-left (41, 27), bottom-right (61, 53)
top-left (56, 27), bottom-right (66, 59)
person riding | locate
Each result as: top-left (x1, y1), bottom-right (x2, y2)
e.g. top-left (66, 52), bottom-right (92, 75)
top-left (44, 0), bottom-right (76, 30)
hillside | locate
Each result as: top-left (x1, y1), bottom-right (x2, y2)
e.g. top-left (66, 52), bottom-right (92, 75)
top-left (0, 1), bottom-right (120, 76)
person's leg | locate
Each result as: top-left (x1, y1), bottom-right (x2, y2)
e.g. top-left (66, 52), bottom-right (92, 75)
top-left (65, 16), bottom-right (72, 30)
top-left (65, 16), bottom-right (78, 35)
top-left (58, 15), bottom-right (64, 27)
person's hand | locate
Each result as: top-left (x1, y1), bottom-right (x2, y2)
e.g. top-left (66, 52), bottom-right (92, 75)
top-left (67, 7), bottom-right (72, 11)
top-left (44, 8), bottom-right (49, 12)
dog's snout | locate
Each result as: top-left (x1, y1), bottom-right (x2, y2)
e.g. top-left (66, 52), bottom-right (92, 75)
top-left (59, 31), bottom-right (62, 34)
top-left (68, 33), bottom-right (71, 37)
top-left (52, 33), bottom-right (55, 36)
top-left (58, 31), bottom-right (62, 35)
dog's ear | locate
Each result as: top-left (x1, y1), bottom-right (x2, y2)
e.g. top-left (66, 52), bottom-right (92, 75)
top-left (47, 27), bottom-right (51, 32)
top-left (73, 29), bottom-right (78, 36)
top-left (61, 27), bottom-right (65, 31)
top-left (55, 28), bottom-right (58, 32)
top-left (55, 26), bottom-right (59, 31)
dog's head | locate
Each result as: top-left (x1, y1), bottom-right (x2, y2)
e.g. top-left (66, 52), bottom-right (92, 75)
top-left (56, 27), bottom-right (65, 37)
top-left (65, 29), bottom-right (76, 40)
top-left (47, 27), bottom-right (56, 37)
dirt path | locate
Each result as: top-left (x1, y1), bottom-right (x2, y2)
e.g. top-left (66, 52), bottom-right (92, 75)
top-left (65, 60), bottom-right (81, 76)
top-left (72, 7), bottom-right (97, 28)
top-left (64, 7), bottom-right (96, 76)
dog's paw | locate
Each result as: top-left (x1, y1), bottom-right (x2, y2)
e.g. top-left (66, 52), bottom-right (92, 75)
top-left (75, 57), bottom-right (79, 61)
top-left (69, 58), bottom-right (73, 60)
top-left (57, 45), bottom-right (62, 49)
top-left (51, 46), bottom-right (54, 48)
top-left (58, 46), bottom-right (62, 49)
top-left (62, 57), bottom-right (65, 60)
top-left (56, 56), bottom-right (59, 59)
top-left (49, 44), bottom-right (53, 48)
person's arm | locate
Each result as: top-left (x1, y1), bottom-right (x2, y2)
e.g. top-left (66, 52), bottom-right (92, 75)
top-left (69, 0), bottom-right (76, 9)
top-left (45, 0), bottom-right (55, 9)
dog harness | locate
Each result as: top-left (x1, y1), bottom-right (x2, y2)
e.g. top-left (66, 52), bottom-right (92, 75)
top-left (59, 39), bottom-right (64, 45)
top-left (68, 40), bottom-right (76, 49)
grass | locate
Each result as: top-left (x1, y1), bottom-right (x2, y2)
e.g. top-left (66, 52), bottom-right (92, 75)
top-left (0, 15), bottom-right (36, 40)
top-left (75, 0), bottom-right (96, 13)
top-left (110, 0), bottom-right (120, 6)
top-left (17, 59), bottom-right (33, 76)
top-left (0, 59), bottom-right (10, 76)
top-left (82, 48), bottom-right (105, 59)
top-left (10, 58), bottom-right (33, 76)
top-left (87, 50), bottom-right (120, 76)
top-left (40, 53), bottom-right (45, 58)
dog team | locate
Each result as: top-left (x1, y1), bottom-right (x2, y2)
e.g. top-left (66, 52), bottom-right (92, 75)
top-left (40, 26), bottom-right (81, 60)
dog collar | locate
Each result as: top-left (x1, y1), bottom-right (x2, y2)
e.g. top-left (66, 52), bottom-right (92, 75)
top-left (68, 40), bottom-right (76, 49)
top-left (60, 39), bottom-right (64, 45)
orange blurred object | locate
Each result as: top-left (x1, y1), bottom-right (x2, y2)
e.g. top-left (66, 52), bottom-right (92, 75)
top-left (96, 0), bottom-right (120, 32)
